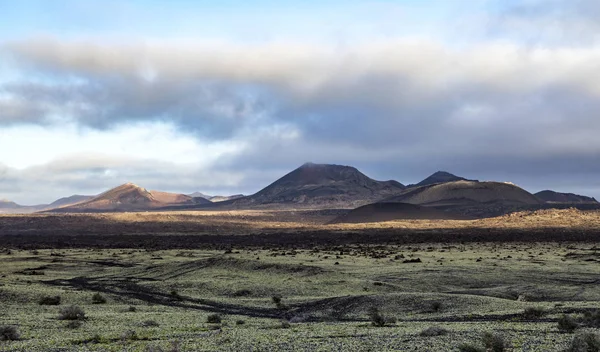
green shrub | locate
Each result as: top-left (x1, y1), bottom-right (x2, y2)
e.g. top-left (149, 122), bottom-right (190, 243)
top-left (368, 307), bottom-right (395, 327)
top-left (430, 301), bottom-right (443, 312)
top-left (58, 305), bottom-right (86, 321)
top-left (91, 293), bottom-right (107, 304)
top-left (0, 326), bottom-right (20, 341)
top-left (206, 314), bottom-right (222, 324)
top-left (566, 332), bottom-right (600, 352)
top-left (457, 343), bottom-right (484, 352)
top-left (420, 326), bottom-right (449, 337)
top-left (141, 320), bottom-right (160, 327)
top-left (65, 320), bottom-right (82, 329)
top-left (558, 314), bottom-right (579, 333)
top-left (232, 289), bottom-right (252, 297)
top-left (38, 295), bottom-right (61, 305)
top-left (121, 330), bottom-right (138, 342)
top-left (482, 332), bottom-right (507, 352)
top-left (583, 310), bottom-right (600, 328)
top-left (522, 306), bottom-right (546, 320)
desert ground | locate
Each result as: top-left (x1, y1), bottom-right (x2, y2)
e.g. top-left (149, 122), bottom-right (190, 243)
top-left (1, 209), bottom-right (599, 351)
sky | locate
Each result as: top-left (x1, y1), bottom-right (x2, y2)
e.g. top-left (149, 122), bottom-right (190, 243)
top-left (1, 0), bottom-right (600, 204)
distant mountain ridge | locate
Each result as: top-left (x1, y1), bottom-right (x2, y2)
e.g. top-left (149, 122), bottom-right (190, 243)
top-left (188, 192), bottom-right (244, 203)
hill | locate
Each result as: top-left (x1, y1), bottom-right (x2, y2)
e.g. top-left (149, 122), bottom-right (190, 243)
top-left (0, 199), bottom-right (46, 214)
top-left (188, 192), bottom-right (244, 203)
top-left (535, 190), bottom-right (598, 204)
top-left (43, 195), bottom-right (93, 210)
top-left (229, 163), bottom-right (405, 208)
top-left (383, 180), bottom-right (541, 217)
top-left (51, 183), bottom-right (209, 212)
top-left (410, 171), bottom-right (476, 187)
top-left (328, 202), bottom-right (472, 224)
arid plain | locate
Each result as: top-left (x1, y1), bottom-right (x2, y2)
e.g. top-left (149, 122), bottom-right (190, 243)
top-left (1, 208), bottom-right (600, 351)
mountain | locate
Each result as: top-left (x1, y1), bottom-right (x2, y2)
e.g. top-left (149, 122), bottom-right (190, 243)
top-left (188, 192), bottom-right (212, 199)
top-left (209, 194), bottom-right (245, 202)
top-left (0, 199), bottom-right (47, 214)
top-left (0, 199), bottom-right (21, 209)
top-left (408, 171), bottom-right (476, 188)
top-left (329, 202), bottom-right (472, 224)
top-left (51, 183), bottom-right (210, 212)
top-left (383, 180), bottom-right (540, 217)
top-left (229, 162), bottom-right (405, 208)
top-left (44, 195), bottom-right (94, 210)
top-left (187, 192), bottom-right (243, 203)
top-left (535, 190), bottom-right (599, 204)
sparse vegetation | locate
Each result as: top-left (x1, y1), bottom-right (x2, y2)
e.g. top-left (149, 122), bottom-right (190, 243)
top-left (58, 305), bottom-right (86, 321)
top-left (1, 212), bottom-right (599, 351)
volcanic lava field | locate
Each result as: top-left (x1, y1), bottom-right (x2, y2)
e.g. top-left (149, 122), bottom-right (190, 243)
top-left (0, 209), bottom-right (599, 351)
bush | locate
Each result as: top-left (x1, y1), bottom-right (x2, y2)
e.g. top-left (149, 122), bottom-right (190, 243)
top-left (206, 314), bottom-right (222, 324)
top-left (0, 326), bottom-right (20, 341)
top-left (457, 343), bottom-right (484, 352)
top-left (65, 320), bottom-right (82, 329)
top-left (583, 310), bottom-right (600, 328)
top-left (482, 332), bottom-right (506, 352)
top-left (91, 293), bottom-right (107, 304)
top-left (368, 307), bottom-right (395, 327)
top-left (566, 332), bottom-right (600, 352)
top-left (59, 305), bottom-right (86, 320)
top-left (232, 289), bottom-right (252, 297)
top-left (558, 314), bottom-right (579, 333)
top-left (141, 320), bottom-right (160, 327)
top-left (420, 326), bottom-right (449, 337)
top-left (430, 301), bottom-right (443, 312)
top-left (272, 295), bottom-right (286, 309)
top-left (38, 295), bottom-right (61, 305)
top-left (121, 330), bottom-right (138, 342)
top-left (522, 306), bottom-right (546, 320)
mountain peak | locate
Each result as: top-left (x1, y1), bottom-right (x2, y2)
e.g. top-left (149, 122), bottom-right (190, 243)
top-left (413, 171), bottom-right (475, 187)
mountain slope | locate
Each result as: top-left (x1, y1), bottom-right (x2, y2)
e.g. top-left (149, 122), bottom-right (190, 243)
top-left (52, 183), bottom-right (208, 212)
top-left (411, 171), bottom-right (476, 187)
top-left (44, 195), bottom-right (94, 210)
top-left (329, 202), bottom-right (472, 224)
top-left (230, 162), bottom-right (405, 208)
top-left (535, 190), bottom-right (598, 204)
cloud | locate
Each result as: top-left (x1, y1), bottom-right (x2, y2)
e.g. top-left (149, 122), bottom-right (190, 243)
top-left (2, 32), bottom-right (600, 201)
